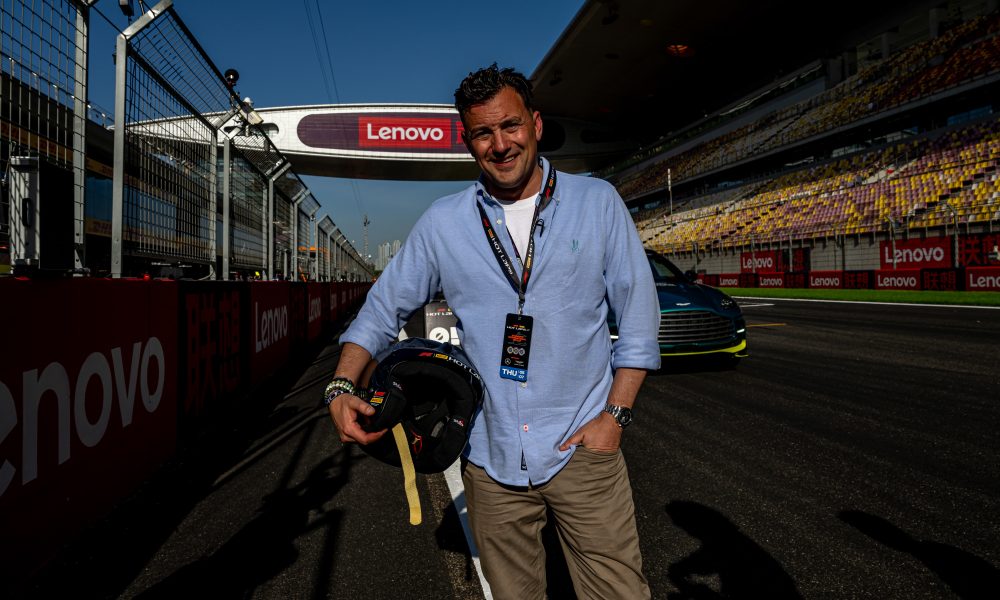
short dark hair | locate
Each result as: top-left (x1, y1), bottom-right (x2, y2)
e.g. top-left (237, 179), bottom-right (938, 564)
top-left (454, 63), bottom-right (534, 121)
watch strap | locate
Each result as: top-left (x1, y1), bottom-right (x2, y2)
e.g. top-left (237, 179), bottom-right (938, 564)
top-left (603, 403), bottom-right (633, 428)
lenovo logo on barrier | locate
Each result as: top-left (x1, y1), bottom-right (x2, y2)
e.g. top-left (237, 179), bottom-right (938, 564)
top-left (0, 338), bottom-right (165, 497)
top-left (967, 267), bottom-right (1000, 291)
top-left (810, 274), bottom-right (841, 288)
top-left (255, 303), bottom-right (288, 353)
top-left (718, 276), bottom-right (739, 287)
top-left (359, 117), bottom-right (452, 149)
top-left (877, 272), bottom-right (920, 290)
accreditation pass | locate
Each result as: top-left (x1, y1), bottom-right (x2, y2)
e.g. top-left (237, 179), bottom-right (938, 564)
top-left (499, 313), bottom-right (533, 382)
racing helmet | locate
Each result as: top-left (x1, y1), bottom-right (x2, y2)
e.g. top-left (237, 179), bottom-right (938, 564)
top-left (359, 337), bottom-right (484, 473)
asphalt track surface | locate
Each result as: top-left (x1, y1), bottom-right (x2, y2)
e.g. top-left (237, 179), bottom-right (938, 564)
top-left (18, 298), bottom-right (1000, 599)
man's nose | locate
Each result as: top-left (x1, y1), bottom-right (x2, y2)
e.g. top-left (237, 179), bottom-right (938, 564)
top-left (491, 131), bottom-right (511, 154)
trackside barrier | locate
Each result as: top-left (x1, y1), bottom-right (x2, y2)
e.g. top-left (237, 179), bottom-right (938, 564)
top-left (757, 272), bottom-right (785, 288)
top-left (921, 268), bottom-right (959, 291)
top-left (717, 274), bottom-right (741, 287)
top-left (808, 271), bottom-right (843, 289)
top-left (875, 269), bottom-right (922, 290)
top-left (966, 266), bottom-right (1000, 291)
top-left (0, 279), bottom-right (369, 583)
top-left (0, 279), bottom-right (179, 582)
top-left (843, 271), bottom-right (874, 289)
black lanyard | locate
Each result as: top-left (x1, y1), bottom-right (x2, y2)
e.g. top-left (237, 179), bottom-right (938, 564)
top-left (478, 164), bottom-right (557, 313)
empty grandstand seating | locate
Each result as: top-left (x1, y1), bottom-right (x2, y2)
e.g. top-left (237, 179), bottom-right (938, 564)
top-left (616, 10), bottom-right (1000, 204)
top-left (642, 118), bottom-right (1000, 254)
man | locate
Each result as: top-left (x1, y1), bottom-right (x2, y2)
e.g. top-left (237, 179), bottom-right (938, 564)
top-left (325, 64), bottom-right (660, 599)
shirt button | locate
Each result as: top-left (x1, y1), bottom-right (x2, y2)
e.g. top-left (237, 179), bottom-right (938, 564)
top-left (496, 219), bottom-right (503, 225)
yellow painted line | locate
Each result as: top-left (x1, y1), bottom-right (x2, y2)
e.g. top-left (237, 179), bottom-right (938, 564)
top-left (748, 322), bottom-right (787, 328)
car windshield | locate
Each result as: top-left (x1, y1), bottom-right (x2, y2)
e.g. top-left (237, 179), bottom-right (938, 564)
top-left (647, 254), bottom-right (688, 284)
top-left (648, 253), bottom-right (688, 284)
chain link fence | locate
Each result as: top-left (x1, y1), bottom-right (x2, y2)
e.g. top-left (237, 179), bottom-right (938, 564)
top-left (2, 0), bottom-right (370, 280)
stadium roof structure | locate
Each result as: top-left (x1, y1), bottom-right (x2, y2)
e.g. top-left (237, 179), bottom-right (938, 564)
top-left (530, 0), bottom-right (940, 167)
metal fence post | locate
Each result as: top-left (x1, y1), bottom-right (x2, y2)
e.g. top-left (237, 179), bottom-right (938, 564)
top-left (73, 2), bottom-right (89, 270)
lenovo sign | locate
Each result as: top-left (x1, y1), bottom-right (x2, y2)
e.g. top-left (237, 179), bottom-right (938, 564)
top-left (809, 271), bottom-right (842, 289)
top-left (880, 238), bottom-right (951, 269)
top-left (875, 269), bottom-right (921, 290)
top-left (360, 116), bottom-right (452, 149)
top-left (298, 112), bottom-right (468, 154)
top-left (966, 266), bottom-right (1000, 291)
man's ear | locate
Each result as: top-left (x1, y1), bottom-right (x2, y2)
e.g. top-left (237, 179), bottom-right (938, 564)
top-left (461, 130), bottom-right (473, 154)
top-left (533, 111), bottom-right (543, 142)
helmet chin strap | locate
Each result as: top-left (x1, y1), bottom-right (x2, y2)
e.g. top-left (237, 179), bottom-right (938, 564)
top-left (391, 423), bottom-right (422, 526)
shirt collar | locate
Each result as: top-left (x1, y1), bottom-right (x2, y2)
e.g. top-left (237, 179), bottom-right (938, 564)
top-left (475, 157), bottom-right (552, 207)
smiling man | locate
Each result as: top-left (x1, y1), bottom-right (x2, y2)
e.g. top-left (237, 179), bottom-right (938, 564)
top-left (325, 64), bottom-right (660, 599)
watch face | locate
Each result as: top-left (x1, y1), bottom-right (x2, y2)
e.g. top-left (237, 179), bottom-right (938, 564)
top-left (617, 408), bottom-right (633, 427)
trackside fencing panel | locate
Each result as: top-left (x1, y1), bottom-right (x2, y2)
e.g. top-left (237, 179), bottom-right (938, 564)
top-left (0, 278), bottom-right (179, 580)
top-left (1, 0), bottom-right (87, 273)
top-left (115, 5), bottom-right (225, 273)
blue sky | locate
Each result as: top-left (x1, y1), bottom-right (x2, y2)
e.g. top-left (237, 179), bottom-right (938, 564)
top-left (86, 0), bottom-right (585, 257)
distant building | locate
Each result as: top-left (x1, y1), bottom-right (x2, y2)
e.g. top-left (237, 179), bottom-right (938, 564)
top-left (377, 240), bottom-right (402, 271)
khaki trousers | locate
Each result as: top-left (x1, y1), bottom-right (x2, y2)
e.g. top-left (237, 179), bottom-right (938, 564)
top-left (462, 448), bottom-right (650, 600)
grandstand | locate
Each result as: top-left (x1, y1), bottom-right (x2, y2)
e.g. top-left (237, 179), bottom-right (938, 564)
top-left (604, 0), bottom-right (1000, 289)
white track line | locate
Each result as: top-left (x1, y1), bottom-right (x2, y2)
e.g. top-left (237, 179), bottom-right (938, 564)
top-left (444, 462), bottom-right (493, 599)
top-left (733, 296), bottom-right (1000, 310)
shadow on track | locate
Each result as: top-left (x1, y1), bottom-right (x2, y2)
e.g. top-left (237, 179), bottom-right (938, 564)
top-left (18, 339), bottom-right (342, 599)
top-left (651, 355), bottom-right (743, 376)
top-left (839, 509), bottom-right (1000, 600)
top-left (134, 443), bottom-right (358, 600)
top-left (665, 500), bottom-right (802, 599)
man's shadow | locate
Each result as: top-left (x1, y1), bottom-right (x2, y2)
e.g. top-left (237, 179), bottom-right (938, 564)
top-left (666, 500), bottom-right (802, 599)
top-left (839, 509), bottom-right (1000, 599)
top-left (134, 444), bottom-right (359, 600)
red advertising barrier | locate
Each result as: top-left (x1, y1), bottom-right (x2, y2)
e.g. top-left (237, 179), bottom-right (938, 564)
top-left (843, 271), bottom-right (874, 289)
top-left (717, 274), bottom-right (741, 287)
top-left (328, 283), bottom-right (342, 323)
top-left (757, 272), bottom-right (785, 288)
top-left (0, 279), bottom-right (178, 579)
top-left (307, 283), bottom-right (326, 342)
top-left (178, 282), bottom-right (246, 423)
top-left (700, 274), bottom-right (719, 287)
top-left (880, 237), bottom-right (951, 269)
top-left (921, 268), bottom-right (959, 291)
top-left (875, 269), bottom-right (922, 290)
top-left (739, 248), bottom-right (809, 273)
top-left (250, 282), bottom-right (292, 386)
top-left (965, 266), bottom-right (1000, 291)
top-left (289, 283), bottom-right (307, 352)
top-left (809, 271), bottom-right (843, 289)
top-left (958, 232), bottom-right (1000, 267)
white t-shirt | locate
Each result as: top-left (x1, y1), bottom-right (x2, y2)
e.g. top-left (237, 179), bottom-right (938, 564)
top-left (498, 195), bottom-right (537, 260)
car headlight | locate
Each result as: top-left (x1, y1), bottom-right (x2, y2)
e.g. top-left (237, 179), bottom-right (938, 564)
top-left (719, 296), bottom-right (737, 310)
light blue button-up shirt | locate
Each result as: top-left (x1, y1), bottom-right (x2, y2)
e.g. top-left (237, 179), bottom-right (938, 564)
top-left (342, 159), bottom-right (660, 486)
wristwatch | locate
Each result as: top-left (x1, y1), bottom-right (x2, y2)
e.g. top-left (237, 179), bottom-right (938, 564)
top-left (604, 404), bottom-right (633, 428)
top-left (323, 377), bottom-right (357, 406)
